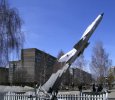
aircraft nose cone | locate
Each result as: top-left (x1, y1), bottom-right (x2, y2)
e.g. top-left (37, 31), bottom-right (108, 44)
top-left (101, 13), bottom-right (104, 16)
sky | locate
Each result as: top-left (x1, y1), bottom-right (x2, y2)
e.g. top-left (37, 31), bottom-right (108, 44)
top-left (8, 0), bottom-right (115, 66)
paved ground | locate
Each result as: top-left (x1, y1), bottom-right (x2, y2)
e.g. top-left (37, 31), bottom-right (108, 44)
top-left (0, 85), bottom-right (114, 99)
top-left (0, 85), bottom-right (34, 92)
top-left (108, 89), bottom-right (115, 99)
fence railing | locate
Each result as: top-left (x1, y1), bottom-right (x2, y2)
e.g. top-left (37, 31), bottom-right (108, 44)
top-left (57, 92), bottom-right (108, 100)
top-left (81, 92), bottom-right (108, 100)
top-left (1, 91), bottom-right (108, 100)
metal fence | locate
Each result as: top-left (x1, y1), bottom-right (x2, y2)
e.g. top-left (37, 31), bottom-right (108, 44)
top-left (0, 92), bottom-right (109, 100)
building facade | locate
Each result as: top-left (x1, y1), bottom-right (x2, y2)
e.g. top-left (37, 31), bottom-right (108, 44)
top-left (71, 68), bottom-right (92, 85)
top-left (9, 48), bottom-right (56, 86)
top-left (9, 60), bottom-right (22, 85)
top-left (0, 67), bottom-right (9, 84)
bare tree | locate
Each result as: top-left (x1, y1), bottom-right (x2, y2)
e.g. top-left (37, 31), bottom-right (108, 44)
top-left (53, 50), bottom-right (65, 73)
top-left (57, 50), bottom-right (65, 60)
top-left (52, 50), bottom-right (67, 88)
top-left (90, 41), bottom-right (112, 84)
top-left (38, 52), bottom-right (48, 85)
top-left (107, 69), bottom-right (115, 89)
top-left (74, 54), bottom-right (86, 69)
top-left (39, 51), bottom-right (55, 85)
top-left (73, 54), bottom-right (87, 83)
top-left (0, 0), bottom-right (24, 66)
top-left (41, 53), bottom-right (49, 84)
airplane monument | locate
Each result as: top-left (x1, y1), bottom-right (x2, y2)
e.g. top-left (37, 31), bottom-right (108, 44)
top-left (37, 13), bottom-right (104, 99)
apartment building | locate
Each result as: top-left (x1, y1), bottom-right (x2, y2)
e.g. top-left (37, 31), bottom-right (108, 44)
top-left (9, 48), bottom-right (56, 86)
